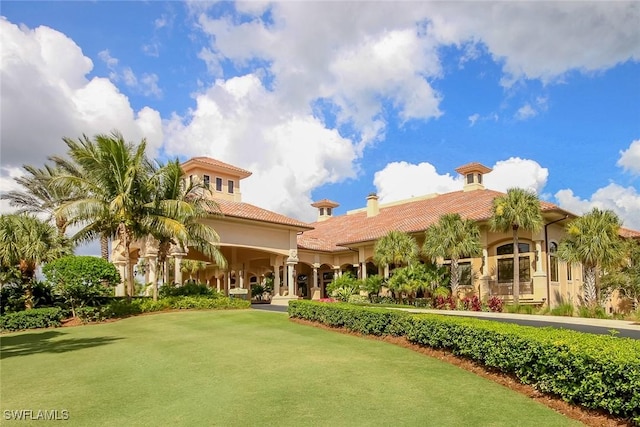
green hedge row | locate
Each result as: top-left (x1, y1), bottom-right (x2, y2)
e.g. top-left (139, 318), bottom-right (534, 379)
top-left (0, 307), bottom-right (65, 331)
top-left (288, 300), bottom-right (640, 422)
top-left (77, 296), bottom-right (251, 323)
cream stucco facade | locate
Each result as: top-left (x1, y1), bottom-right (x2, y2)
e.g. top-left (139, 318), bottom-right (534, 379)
top-left (112, 157), bottom-right (639, 311)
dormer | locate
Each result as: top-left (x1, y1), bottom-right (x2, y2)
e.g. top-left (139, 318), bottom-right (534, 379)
top-left (181, 157), bottom-right (252, 202)
top-left (455, 162), bottom-right (492, 192)
top-left (311, 199), bottom-right (339, 222)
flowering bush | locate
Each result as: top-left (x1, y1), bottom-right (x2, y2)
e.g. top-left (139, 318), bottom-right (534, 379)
top-left (318, 298), bottom-right (338, 303)
top-left (487, 296), bottom-right (503, 312)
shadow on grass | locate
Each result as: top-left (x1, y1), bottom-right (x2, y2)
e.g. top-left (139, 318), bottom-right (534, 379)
top-left (0, 330), bottom-right (123, 359)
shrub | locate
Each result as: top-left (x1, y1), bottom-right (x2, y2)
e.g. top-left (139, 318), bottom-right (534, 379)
top-left (159, 282), bottom-right (219, 298)
top-left (1, 282), bottom-right (59, 315)
top-left (487, 296), bottom-right (504, 312)
top-left (0, 307), bottom-right (64, 331)
top-left (288, 300), bottom-right (640, 421)
top-left (326, 273), bottom-right (359, 301)
top-left (348, 294), bottom-right (369, 304)
top-left (550, 302), bottom-right (575, 317)
top-left (43, 256), bottom-right (120, 317)
top-left (461, 295), bottom-right (482, 312)
top-left (578, 305), bottom-right (609, 319)
top-left (434, 294), bottom-right (457, 310)
top-left (360, 275), bottom-right (383, 300)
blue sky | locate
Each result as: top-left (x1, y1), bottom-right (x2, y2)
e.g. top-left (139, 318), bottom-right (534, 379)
top-left (1, 1), bottom-right (639, 236)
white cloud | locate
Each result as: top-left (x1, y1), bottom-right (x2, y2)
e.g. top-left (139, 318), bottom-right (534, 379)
top-left (484, 158), bottom-right (549, 193)
top-left (373, 161), bottom-right (461, 203)
top-left (0, 18), bottom-right (164, 168)
top-left (98, 49), bottom-right (162, 98)
top-left (617, 139), bottom-right (640, 174)
top-left (164, 74), bottom-right (357, 222)
top-left (515, 104), bottom-right (537, 120)
top-left (373, 157), bottom-right (549, 204)
top-left (555, 184), bottom-right (640, 230)
top-left (468, 113), bottom-right (480, 126)
top-left (0, 166), bottom-right (26, 215)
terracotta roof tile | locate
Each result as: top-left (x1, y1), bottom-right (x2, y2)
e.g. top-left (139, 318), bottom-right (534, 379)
top-left (210, 198), bottom-right (312, 229)
top-left (620, 227), bottom-right (640, 239)
top-left (311, 199), bottom-right (340, 208)
top-left (185, 157), bottom-right (252, 178)
top-left (455, 162), bottom-right (492, 174)
top-left (297, 189), bottom-right (565, 252)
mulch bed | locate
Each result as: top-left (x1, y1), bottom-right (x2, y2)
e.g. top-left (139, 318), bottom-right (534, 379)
top-left (290, 317), bottom-right (633, 427)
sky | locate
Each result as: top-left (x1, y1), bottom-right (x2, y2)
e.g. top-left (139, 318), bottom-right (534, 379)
top-left (1, 1), bottom-right (639, 252)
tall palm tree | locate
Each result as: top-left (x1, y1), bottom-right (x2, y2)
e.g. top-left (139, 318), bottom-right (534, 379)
top-left (490, 188), bottom-right (543, 304)
top-left (53, 131), bottom-right (157, 299)
top-left (149, 159), bottom-right (227, 300)
top-left (557, 208), bottom-right (624, 307)
top-left (1, 164), bottom-right (75, 236)
top-left (423, 213), bottom-right (482, 297)
top-left (373, 230), bottom-right (419, 271)
top-left (0, 214), bottom-right (71, 309)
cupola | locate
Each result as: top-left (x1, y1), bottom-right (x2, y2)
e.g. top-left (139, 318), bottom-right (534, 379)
top-left (455, 162), bottom-right (492, 192)
top-left (311, 199), bottom-right (339, 222)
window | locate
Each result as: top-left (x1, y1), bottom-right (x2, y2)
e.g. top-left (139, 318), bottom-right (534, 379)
top-left (228, 180), bottom-right (234, 194)
top-left (567, 262), bottom-right (572, 281)
top-left (203, 175), bottom-right (210, 188)
top-left (326, 207), bottom-right (332, 216)
top-left (496, 243), bottom-right (530, 255)
top-left (497, 257), bottom-right (531, 283)
top-left (549, 242), bottom-right (558, 282)
top-left (215, 177), bottom-right (222, 192)
top-left (459, 262), bottom-right (472, 287)
top-left (478, 173), bottom-right (483, 184)
top-left (319, 207), bottom-right (325, 216)
top-left (466, 173), bottom-right (474, 184)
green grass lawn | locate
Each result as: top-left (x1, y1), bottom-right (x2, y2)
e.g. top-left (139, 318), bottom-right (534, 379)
top-left (0, 310), bottom-right (582, 426)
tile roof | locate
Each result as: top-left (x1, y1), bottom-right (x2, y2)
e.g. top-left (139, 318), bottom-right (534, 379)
top-left (185, 157), bottom-right (252, 178)
top-left (311, 199), bottom-right (340, 208)
top-left (297, 189), bottom-right (564, 252)
top-left (210, 198), bottom-right (312, 229)
top-left (620, 227), bottom-right (640, 239)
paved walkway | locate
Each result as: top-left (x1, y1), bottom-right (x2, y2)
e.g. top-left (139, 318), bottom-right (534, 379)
top-left (251, 303), bottom-right (640, 339)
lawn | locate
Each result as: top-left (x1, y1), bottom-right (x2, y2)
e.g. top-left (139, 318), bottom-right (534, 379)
top-left (0, 310), bottom-right (581, 426)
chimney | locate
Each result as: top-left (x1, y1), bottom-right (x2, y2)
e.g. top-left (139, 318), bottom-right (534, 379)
top-left (366, 193), bottom-right (379, 217)
top-left (311, 199), bottom-right (339, 222)
top-left (455, 162), bottom-right (492, 192)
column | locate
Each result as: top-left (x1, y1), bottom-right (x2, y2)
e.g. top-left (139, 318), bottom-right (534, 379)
top-left (353, 264), bottom-right (360, 280)
top-left (361, 262), bottom-right (367, 280)
top-left (114, 261), bottom-right (127, 296)
top-left (287, 262), bottom-right (296, 296)
top-left (216, 276), bottom-right (221, 292)
top-left (273, 266), bottom-right (281, 296)
top-left (535, 240), bottom-right (544, 274)
top-left (174, 254), bottom-right (184, 285)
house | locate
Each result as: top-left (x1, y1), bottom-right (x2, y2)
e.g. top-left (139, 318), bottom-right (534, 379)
top-left (114, 157), bottom-right (640, 309)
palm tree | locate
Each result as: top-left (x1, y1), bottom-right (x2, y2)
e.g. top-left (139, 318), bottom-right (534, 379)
top-left (557, 208), bottom-right (624, 307)
top-left (490, 188), bottom-right (543, 304)
top-left (0, 214), bottom-right (71, 309)
top-left (423, 213), bottom-right (482, 297)
top-left (1, 164), bottom-right (75, 236)
top-left (149, 159), bottom-right (227, 300)
top-left (53, 131), bottom-right (157, 299)
top-left (181, 259), bottom-right (207, 283)
top-left (373, 230), bottom-right (419, 270)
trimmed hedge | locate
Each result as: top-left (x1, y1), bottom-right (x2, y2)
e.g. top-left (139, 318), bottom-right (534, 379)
top-left (77, 296), bottom-right (250, 323)
top-left (0, 307), bottom-right (65, 332)
top-left (289, 300), bottom-right (640, 422)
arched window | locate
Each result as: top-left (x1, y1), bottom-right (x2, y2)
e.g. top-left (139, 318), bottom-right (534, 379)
top-left (496, 242), bottom-right (532, 287)
top-left (549, 242), bottom-right (558, 282)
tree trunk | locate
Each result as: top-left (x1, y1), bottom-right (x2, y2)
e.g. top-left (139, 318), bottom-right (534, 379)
top-left (450, 258), bottom-right (460, 299)
top-left (583, 267), bottom-right (598, 307)
top-left (100, 234), bottom-right (109, 260)
top-left (512, 225), bottom-right (520, 304)
top-left (19, 260), bottom-right (34, 310)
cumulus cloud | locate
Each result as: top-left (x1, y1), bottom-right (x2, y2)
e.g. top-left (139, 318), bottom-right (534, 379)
top-left (373, 157), bottom-right (549, 204)
top-left (0, 18), bottom-right (164, 168)
top-left (555, 184), bottom-right (640, 230)
top-left (373, 162), bottom-right (461, 203)
top-left (164, 75), bottom-right (357, 222)
top-left (617, 139), bottom-right (640, 174)
top-left (484, 158), bottom-right (549, 193)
